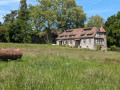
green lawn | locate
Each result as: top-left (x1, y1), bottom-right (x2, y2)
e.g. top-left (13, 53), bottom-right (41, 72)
top-left (0, 43), bottom-right (120, 90)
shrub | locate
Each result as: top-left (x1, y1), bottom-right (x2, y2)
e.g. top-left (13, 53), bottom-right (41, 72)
top-left (47, 42), bottom-right (52, 45)
top-left (107, 48), bottom-right (111, 51)
top-left (110, 45), bottom-right (117, 51)
top-left (96, 45), bottom-right (101, 51)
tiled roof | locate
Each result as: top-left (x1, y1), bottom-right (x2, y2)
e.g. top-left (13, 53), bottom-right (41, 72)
top-left (99, 26), bottom-right (106, 32)
top-left (56, 27), bottom-right (106, 40)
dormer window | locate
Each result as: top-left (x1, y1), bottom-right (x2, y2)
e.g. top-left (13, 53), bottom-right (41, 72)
top-left (84, 39), bottom-right (86, 43)
top-left (87, 34), bottom-right (92, 36)
top-left (66, 30), bottom-right (73, 32)
top-left (60, 35), bottom-right (64, 37)
top-left (84, 28), bottom-right (92, 31)
top-left (81, 33), bottom-right (86, 36)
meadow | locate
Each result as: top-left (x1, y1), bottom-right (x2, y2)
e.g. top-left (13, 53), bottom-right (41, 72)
top-left (0, 43), bottom-right (120, 90)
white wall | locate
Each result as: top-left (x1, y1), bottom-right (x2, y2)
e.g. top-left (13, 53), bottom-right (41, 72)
top-left (56, 40), bottom-right (59, 45)
top-left (61, 40), bottom-right (75, 47)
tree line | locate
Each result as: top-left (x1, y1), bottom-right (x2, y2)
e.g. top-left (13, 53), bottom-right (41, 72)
top-left (0, 0), bottom-right (120, 47)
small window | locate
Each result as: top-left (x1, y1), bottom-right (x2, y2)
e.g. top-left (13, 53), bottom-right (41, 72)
top-left (84, 39), bottom-right (86, 43)
top-left (100, 39), bottom-right (103, 44)
top-left (70, 40), bottom-right (72, 44)
top-left (65, 40), bottom-right (67, 44)
top-left (63, 40), bottom-right (64, 44)
top-left (97, 39), bottom-right (99, 44)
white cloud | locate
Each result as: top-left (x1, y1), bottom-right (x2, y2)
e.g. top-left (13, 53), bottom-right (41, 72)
top-left (0, 0), bottom-right (20, 5)
top-left (0, 10), bottom-right (10, 22)
top-left (0, 15), bottom-right (4, 22)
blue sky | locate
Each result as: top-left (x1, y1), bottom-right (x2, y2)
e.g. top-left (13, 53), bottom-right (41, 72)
top-left (0, 0), bottom-right (120, 22)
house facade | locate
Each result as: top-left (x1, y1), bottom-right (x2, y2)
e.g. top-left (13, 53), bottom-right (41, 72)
top-left (56, 27), bottom-right (107, 51)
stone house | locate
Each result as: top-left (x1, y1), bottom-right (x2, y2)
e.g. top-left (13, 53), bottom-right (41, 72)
top-left (56, 27), bottom-right (107, 51)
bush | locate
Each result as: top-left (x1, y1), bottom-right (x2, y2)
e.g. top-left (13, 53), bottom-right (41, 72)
top-left (96, 45), bottom-right (101, 51)
top-left (47, 42), bottom-right (52, 45)
top-left (110, 45), bottom-right (117, 51)
top-left (107, 48), bottom-right (111, 51)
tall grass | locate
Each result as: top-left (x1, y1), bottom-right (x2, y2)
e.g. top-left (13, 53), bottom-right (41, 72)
top-left (0, 43), bottom-right (120, 90)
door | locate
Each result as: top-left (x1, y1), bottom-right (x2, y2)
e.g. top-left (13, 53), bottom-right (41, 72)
top-left (75, 40), bottom-right (80, 46)
top-left (59, 41), bottom-right (62, 45)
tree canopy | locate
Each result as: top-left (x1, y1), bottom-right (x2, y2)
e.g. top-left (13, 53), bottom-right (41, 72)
top-left (29, 0), bottom-right (86, 42)
top-left (105, 11), bottom-right (120, 47)
top-left (87, 15), bottom-right (104, 28)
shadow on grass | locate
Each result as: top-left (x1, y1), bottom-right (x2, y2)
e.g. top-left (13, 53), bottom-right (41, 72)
top-left (0, 59), bottom-right (23, 63)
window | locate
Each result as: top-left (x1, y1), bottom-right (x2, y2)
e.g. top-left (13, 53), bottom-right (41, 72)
top-left (100, 39), bottom-right (102, 43)
top-left (64, 40), bottom-right (66, 44)
top-left (84, 39), bottom-right (86, 43)
top-left (100, 39), bottom-right (103, 44)
top-left (66, 40), bottom-right (67, 44)
top-left (97, 39), bottom-right (103, 44)
top-left (97, 39), bottom-right (99, 44)
top-left (63, 40), bottom-right (64, 44)
top-left (70, 40), bottom-right (72, 44)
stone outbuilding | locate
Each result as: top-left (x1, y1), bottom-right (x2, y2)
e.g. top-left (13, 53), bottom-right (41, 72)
top-left (56, 27), bottom-right (107, 51)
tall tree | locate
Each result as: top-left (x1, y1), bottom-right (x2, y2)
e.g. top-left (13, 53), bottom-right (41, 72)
top-left (18, 0), bottom-right (28, 20)
top-left (87, 15), bottom-right (104, 28)
top-left (105, 11), bottom-right (120, 47)
top-left (3, 10), bottom-right (18, 26)
top-left (18, 0), bottom-right (32, 43)
top-left (30, 0), bottom-right (86, 43)
top-left (57, 0), bottom-right (86, 31)
top-left (7, 22), bottom-right (24, 43)
top-left (0, 22), bottom-right (2, 26)
top-left (30, 0), bottom-right (57, 42)
top-left (0, 26), bottom-right (7, 42)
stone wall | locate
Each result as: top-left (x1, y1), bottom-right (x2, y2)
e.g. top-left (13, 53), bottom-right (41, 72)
top-left (80, 38), bottom-right (94, 50)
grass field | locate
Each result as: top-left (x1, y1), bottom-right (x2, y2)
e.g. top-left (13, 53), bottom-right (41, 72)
top-left (0, 43), bottom-right (120, 90)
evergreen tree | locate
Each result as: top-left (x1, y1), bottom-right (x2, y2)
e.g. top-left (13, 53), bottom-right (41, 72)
top-left (0, 22), bottom-right (2, 26)
top-left (18, 0), bottom-right (28, 20)
top-left (18, 0), bottom-right (31, 43)
top-left (3, 10), bottom-right (18, 26)
top-left (0, 26), bottom-right (7, 42)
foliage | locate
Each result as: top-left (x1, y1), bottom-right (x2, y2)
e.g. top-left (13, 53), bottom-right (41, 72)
top-left (7, 22), bottom-right (23, 43)
top-left (87, 15), bottom-right (104, 28)
top-left (96, 45), bottom-right (101, 51)
top-left (30, 0), bottom-right (58, 42)
top-left (3, 10), bottom-right (18, 26)
top-left (105, 11), bottom-right (120, 47)
top-left (107, 48), bottom-right (111, 51)
top-left (56, 0), bottom-right (86, 30)
top-left (2, 0), bottom-right (86, 44)
top-left (18, 0), bottom-right (29, 21)
top-left (0, 22), bottom-right (2, 26)
top-left (0, 26), bottom-right (7, 42)
top-left (29, 0), bottom-right (86, 42)
top-left (2, 0), bottom-right (32, 43)
top-left (17, 0), bottom-right (32, 43)
top-left (0, 43), bottom-right (120, 89)
top-left (110, 45), bottom-right (117, 51)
